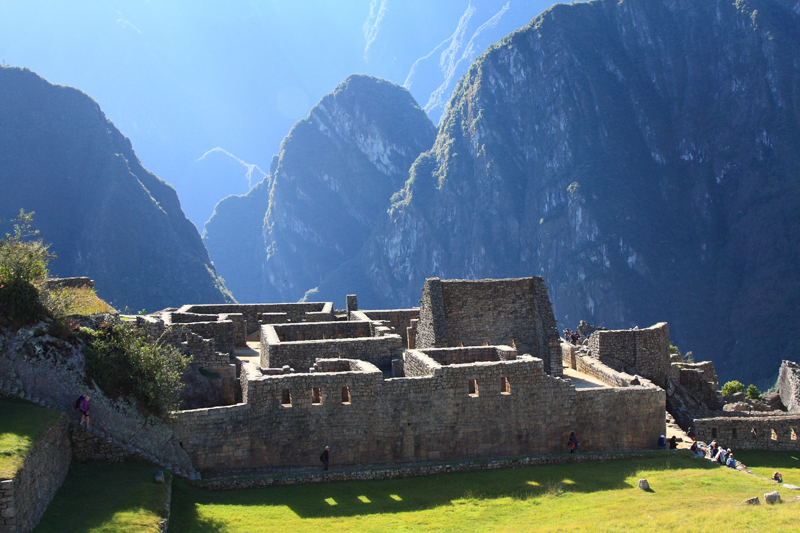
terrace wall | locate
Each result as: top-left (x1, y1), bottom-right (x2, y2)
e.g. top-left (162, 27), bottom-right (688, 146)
top-left (0, 413), bottom-right (71, 533)
top-left (693, 415), bottom-right (800, 451)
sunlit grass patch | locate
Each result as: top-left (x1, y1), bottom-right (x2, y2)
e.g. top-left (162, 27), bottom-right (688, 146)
top-left (49, 286), bottom-right (116, 315)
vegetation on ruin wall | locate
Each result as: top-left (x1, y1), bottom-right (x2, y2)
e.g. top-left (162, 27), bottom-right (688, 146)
top-left (170, 453), bottom-right (799, 532)
top-left (83, 323), bottom-right (189, 417)
top-left (0, 399), bottom-right (61, 479)
top-left (35, 458), bottom-right (170, 533)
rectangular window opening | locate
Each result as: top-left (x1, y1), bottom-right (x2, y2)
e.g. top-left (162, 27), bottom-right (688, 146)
top-left (791, 428), bottom-right (798, 441)
top-left (731, 428), bottom-right (737, 439)
top-left (501, 377), bottom-right (511, 395)
top-left (281, 388), bottom-right (292, 407)
top-left (711, 427), bottom-right (717, 438)
top-left (312, 387), bottom-right (322, 405)
top-left (468, 379), bottom-right (479, 397)
top-left (771, 429), bottom-right (778, 441)
top-left (342, 386), bottom-right (351, 404)
top-left (751, 428), bottom-right (758, 439)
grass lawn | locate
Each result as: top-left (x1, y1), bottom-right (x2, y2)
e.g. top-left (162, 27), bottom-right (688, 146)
top-left (0, 398), bottom-right (61, 479)
top-left (50, 286), bottom-right (116, 316)
top-left (734, 450), bottom-right (800, 483)
top-left (169, 452), bottom-right (799, 532)
top-left (34, 459), bottom-right (170, 533)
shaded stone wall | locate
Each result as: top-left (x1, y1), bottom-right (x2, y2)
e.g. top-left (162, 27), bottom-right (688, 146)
top-left (778, 360), bottom-right (800, 413)
top-left (575, 386), bottom-right (666, 451)
top-left (0, 413), bottom-right (71, 533)
top-left (416, 277), bottom-right (562, 376)
top-left (575, 353), bottom-right (640, 388)
top-left (694, 415), bottom-right (800, 451)
top-left (173, 353), bottom-right (665, 471)
top-left (261, 324), bottom-right (403, 371)
top-left (588, 323), bottom-right (670, 387)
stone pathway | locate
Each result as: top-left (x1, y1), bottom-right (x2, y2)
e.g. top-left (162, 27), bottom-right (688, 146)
top-left (665, 412), bottom-right (693, 449)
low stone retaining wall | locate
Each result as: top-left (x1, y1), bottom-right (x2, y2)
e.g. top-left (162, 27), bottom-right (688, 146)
top-left (0, 413), bottom-right (71, 533)
top-left (197, 449), bottom-right (673, 490)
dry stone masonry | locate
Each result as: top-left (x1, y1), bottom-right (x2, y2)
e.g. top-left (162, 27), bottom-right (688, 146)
top-left (171, 277), bottom-right (665, 473)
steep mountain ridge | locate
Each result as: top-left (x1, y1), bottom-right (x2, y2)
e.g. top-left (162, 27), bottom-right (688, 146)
top-left (315, 0), bottom-right (800, 386)
top-left (0, 66), bottom-right (233, 311)
top-left (204, 75), bottom-right (436, 303)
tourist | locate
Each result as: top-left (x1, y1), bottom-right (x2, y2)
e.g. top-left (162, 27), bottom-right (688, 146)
top-left (320, 445), bottom-right (330, 471)
top-left (568, 432), bottom-right (580, 454)
top-left (668, 436), bottom-right (678, 450)
top-left (772, 471), bottom-right (783, 483)
top-left (687, 427), bottom-right (695, 441)
top-left (726, 453), bottom-right (736, 469)
top-left (657, 435), bottom-right (666, 450)
top-left (709, 441), bottom-right (718, 459)
top-left (75, 392), bottom-right (90, 429)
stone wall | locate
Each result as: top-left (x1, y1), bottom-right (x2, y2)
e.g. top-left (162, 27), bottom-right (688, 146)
top-left (694, 414), bottom-right (800, 451)
top-left (269, 321), bottom-right (372, 342)
top-left (417, 346), bottom-right (518, 366)
top-left (587, 323), bottom-right (670, 387)
top-left (575, 386), bottom-right (665, 451)
top-left (45, 277), bottom-right (94, 291)
top-left (260, 324), bottom-right (403, 372)
top-left (360, 309), bottom-right (419, 348)
top-left (416, 277), bottom-right (562, 376)
top-left (173, 352), bottom-right (665, 471)
top-left (0, 413), bottom-right (71, 533)
top-left (778, 360), bottom-right (800, 413)
top-left (177, 303), bottom-right (334, 335)
top-left (575, 352), bottom-right (640, 388)
top-left (70, 424), bottom-right (135, 463)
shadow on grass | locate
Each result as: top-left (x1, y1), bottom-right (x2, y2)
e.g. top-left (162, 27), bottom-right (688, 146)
top-left (34, 458), bottom-right (169, 533)
top-left (170, 452), bottom-right (718, 530)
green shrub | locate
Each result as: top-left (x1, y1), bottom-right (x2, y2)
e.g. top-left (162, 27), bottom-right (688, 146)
top-left (746, 384), bottom-right (762, 400)
top-left (0, 210), bottom-right (55, 327)
top-left (721, 380), bottom-right (745, 397)
top-left (84, 322), bottom-right (189, 417)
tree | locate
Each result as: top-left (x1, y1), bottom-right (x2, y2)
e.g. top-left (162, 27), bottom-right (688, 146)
top-left (721, 380), bottom-right (745, 397)
top-left (0, 210), bottom-right (56, 326)
top-left (746, 384), bottom-right (762, 400)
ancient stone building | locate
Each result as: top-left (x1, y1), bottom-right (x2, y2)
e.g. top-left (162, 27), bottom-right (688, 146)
top-left (168, 277), bottom-right (665, 472)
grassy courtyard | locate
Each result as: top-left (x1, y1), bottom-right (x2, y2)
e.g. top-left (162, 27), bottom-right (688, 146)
top-left (168, 451), bottom-right (799, 532)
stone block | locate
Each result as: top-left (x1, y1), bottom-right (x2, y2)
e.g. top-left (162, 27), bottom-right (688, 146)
top-left (764, 491), bottom-right (781, 505)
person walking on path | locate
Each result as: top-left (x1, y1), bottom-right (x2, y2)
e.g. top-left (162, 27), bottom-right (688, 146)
top-left (75, 393), bottom-right (90, 429)
top-left (320, 445), bottom-right (330, 471)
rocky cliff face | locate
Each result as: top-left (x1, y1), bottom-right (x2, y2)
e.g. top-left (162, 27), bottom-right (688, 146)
top-left (316, 0), bottom-right (800, 386)
top-left (0, 67), bottom-right (233, 311)
top-left (204, 75), bottom-right (437, 303)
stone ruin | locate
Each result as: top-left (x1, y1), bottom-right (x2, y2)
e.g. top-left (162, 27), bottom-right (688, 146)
top-left (143, 277), bottom-right (667, 473)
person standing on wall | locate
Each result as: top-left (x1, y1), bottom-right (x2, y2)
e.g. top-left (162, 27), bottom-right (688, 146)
top-left (320, 445), bottom-right (330, 471)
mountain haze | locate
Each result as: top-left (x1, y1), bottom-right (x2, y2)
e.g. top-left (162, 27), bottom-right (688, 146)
top-left (204, 75), bottom-right (437, 303)
top-left (0, 66), bottom-right (233, 311)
